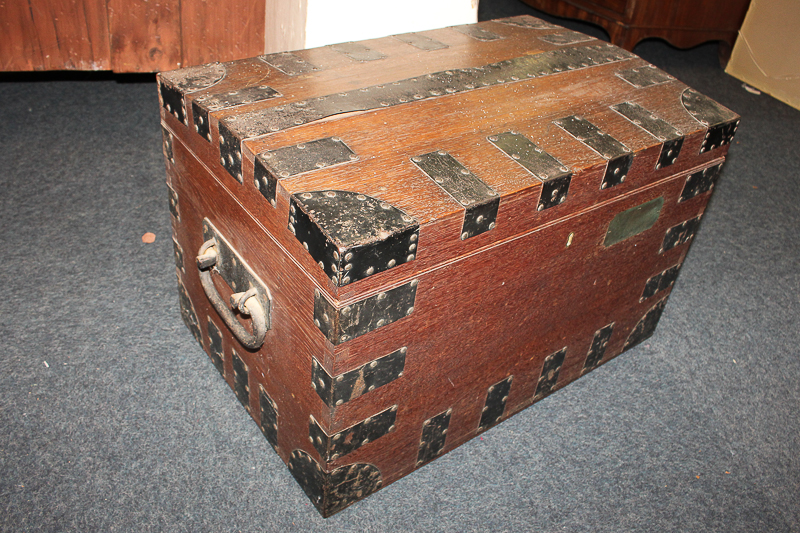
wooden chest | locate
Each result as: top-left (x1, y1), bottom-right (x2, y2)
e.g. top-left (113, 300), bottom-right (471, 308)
top-left (158, 16), bottom-right (738, 517)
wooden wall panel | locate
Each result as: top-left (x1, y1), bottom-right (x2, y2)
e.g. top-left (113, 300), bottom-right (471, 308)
top-left (0, 0), bottom-right (43, 70)
top-left (108, 0), bottom-right (182, 72)
top-left (1, 0), bottom-right (111, 71)
top-left (181, 0), bottom-right (267, 67)
top-left (264, 0), bottom-right (306, 54)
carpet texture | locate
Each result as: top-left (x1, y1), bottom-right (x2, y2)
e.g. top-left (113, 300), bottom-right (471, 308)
top-left (1, 1), bottom-right (798, 531)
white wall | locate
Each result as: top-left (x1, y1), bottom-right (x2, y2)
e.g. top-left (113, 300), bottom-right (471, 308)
top-left (303, 0), bottom-right (479, 48)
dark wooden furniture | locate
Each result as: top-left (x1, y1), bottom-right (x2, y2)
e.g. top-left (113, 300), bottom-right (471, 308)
top-left (160, 16), bottom-right (738, 516)
top-left (520, 0), bottom-right (751, 62)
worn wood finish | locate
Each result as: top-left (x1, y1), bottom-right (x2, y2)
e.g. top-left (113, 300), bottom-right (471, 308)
top-left (108, 0), bottom-right (182, 72)
top-left (181, 0), bottom-right (265, 67)
top-left (1, 0), bottom-right (268, 72)
top-left (0, 0), bottom-right (111, 71)
top-left (520, 0), bottom-right (751, 53)
top-left (162, 16), bottom-right (739, 516)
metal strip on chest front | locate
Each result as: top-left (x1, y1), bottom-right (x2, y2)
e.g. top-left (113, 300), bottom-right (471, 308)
top-left (393, 32), bottom-right (448, 51)
top-left (612, 101), bottom-right (684, 168)
top-left (555, 115), bottom-right (633, 189)
top-left (616, 65), bottom-right (674, 88)
top-left (231, 350), bottom-right (250, 410)
top-left (193, 85), bottom-right (281, 143)
top-left (255, 137), bottom-right (359, 207)
top-left (534, 347), bottom-right (567, 399)
top-left (488, 132), bottom-right (572, 211)
top-left (311, 347), bottom-right (407, 407)
top-left (314, 280), bottom-right (419, 345)
top-left (309, 406), bottom-right (397, 461)
top-left (411, 151), bottom-right (500, 239)
top-left (259, 386), bottom-right (279, 451)
top-left (681, 88), bottom-right (740, 153)
top-left (660, 215), bottom-right (702, 253)
top-left (479, 376), bottom-right (513, 431)
top-left (539, 30), bottom-right (594, 45)
top-left (495, 15), bottom-right (558, 30)
top-left (679, 163), bottom-right (723, 202)
top-left (582, 324), bottom-right (614, 374)
top-left (221, 43), bottom-right (633, 143)
top-left (259, 51), bottom-right (321, 76)
top-left (206, 318), bottom-right (225, 376)
top-left (417, 408), bottom-right (452, 466)
top-left (331, 42), bottom-right (386, 62)
top-left (452, 24), bottom-right (503, 41)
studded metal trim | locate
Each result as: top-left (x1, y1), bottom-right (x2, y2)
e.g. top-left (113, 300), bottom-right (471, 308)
top-left (534, 347), bottom-right (567, 399)
top-left (314, 280), bottom-right (419, 345)
top-left (554, 115), bottom-right (633, 190)
top-left (218, 120), bottom-right (244, 182)
top-left (488, 131), bottom-right (572, 211)
top-left (178, 278), bottom-right (203, 348)
top-left (290, 191), bottom-right (419, 286)
top-left (452, 24), bottom-right (503, 41)
top-left (680, 163), bottom-right (723, 202)
top-left (288, 449), bottom-right (383, 517)
top-left (331, 42), bottom-right (386, 61)
top-left (221, 43), bottom-right (634, 140)
top-left (159, 62), bottom-right (226, 124)
top-left (582, 324), bottom-right (614, 375)
top-left (256, 137), bottom-right (359, 208)
top-left (206, 318), bottom-right (225, 377)
top-left (616, 65), bottom-right (674, 88)
top-left (167, 182), bottom-right (179, 220)
top-left (162, 126), bottom-right (175, 165)
top-left (231, 350), bottom-right (250, 410)
top-left (309, 406), bottom-right (397, 461)
top-left (479, 376), bottom-right (513, 431)
top-left (411, 150), bottom-right (500, 239)
top-left (259, 51), bottom-right (321, 76)
top-left (192, 85), bottom-right (282, 144)
top-left (172, 236), bottom-right (184, 274)
top-left (259, 386), bottom-right (279, 451)
top-left (417, 408), bottom-right (452, 466)
top-left (393, 32), bottom-right (449, 51)
top-left (311, 347), bottom-right (407, 407)
top-left (495, 15), bottom-right (558, 30)
top-left (539, 30), bottom-right (594, 45)
top-left (611, 101), bottom-right (684, 169)
top-left (624, 298), bottom-right (668, 351)
top-left (660, 215), bottom-right (702, 253)
top-left (681, 88), bottom-right (740, 153)
top-left (641, 264), bottom-right (681, 301)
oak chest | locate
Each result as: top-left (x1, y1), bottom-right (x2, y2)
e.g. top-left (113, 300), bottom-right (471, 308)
top-left (158, 15), bottom-right (738, 516)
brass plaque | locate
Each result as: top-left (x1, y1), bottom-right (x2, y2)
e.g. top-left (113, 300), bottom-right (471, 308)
top-left (603, 197), bottom-right (664, 247)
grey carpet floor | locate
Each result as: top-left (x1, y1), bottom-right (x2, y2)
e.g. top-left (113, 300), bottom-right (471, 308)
top-left (2, 1), bottom-right (798, 531)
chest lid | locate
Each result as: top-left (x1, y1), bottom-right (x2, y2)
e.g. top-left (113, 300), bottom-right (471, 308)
top-left (159, 15), bottom-right (739, 295)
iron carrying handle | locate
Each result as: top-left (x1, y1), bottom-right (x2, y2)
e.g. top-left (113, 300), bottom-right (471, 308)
top-left (196, 238), bottom-right (268, 350)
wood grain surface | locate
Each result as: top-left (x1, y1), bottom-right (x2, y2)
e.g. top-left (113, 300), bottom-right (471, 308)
top-left (1, 0), bottom-right (267, 72)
